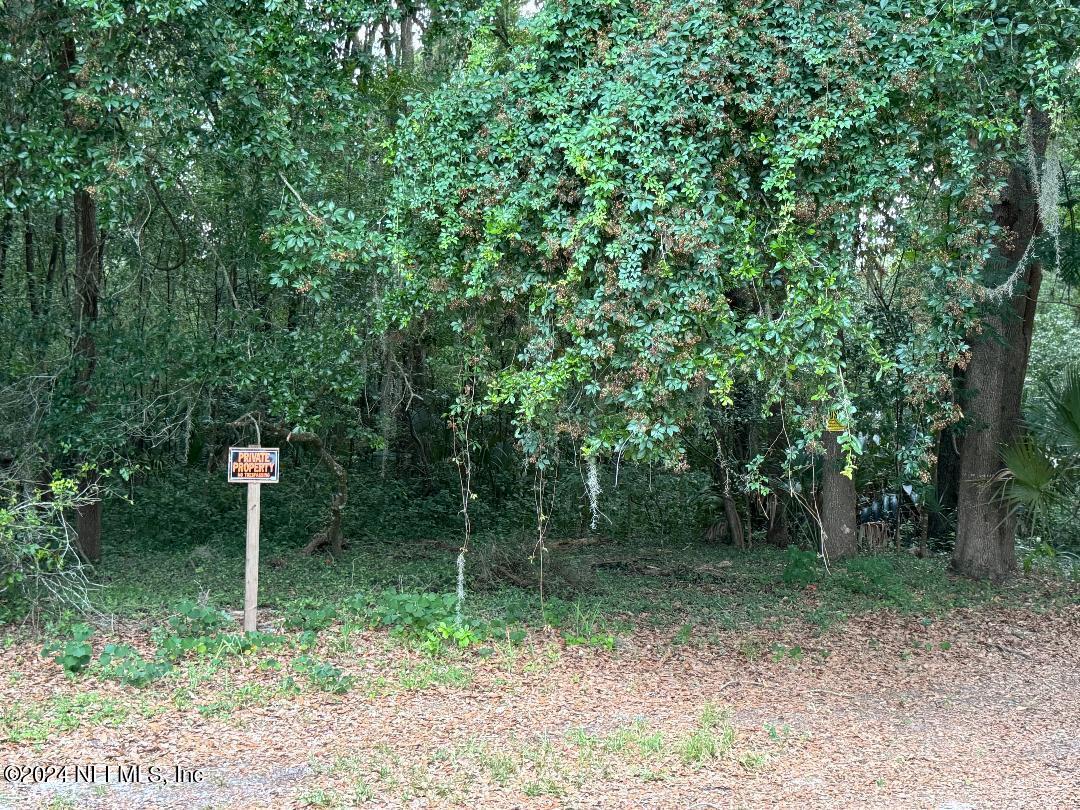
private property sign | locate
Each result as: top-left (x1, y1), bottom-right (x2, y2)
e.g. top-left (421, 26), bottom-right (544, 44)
top-left (227, 445), bottom-right (280, 632)
top-left (228, 447), bottom-right (280, 483)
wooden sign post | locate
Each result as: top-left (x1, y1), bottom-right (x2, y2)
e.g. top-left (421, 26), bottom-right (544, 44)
top-left (228, 446), bottom-right (280, 632)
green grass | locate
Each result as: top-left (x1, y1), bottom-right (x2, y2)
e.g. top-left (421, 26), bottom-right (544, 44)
top-left (297, 787), bottom-right (339, 807)
top-left (678, 704), bottom-right (736, 765)
top-left (738, 750), bottom-right (769, 771)
top-left (473, 746), bottom-right (516, 784)
top-left (285, 706), bottom-right (807, 804)
top-left (599, 719), bottom-right (665, 756)
top-left (396, 658), bottom-right (471, 690)
top-left (195, 682), bottom-right (275, 719)
top-left (1, 691), bottom-right (132, 743)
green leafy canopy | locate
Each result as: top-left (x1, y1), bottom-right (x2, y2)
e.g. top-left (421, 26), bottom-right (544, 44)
top-left (385, 0), bottom-right (1078, 471)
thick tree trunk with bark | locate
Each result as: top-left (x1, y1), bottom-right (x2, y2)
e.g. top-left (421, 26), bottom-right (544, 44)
top-left (821, 431), bottom-right (857, 561)
top-left (952, 113), bottom-right (1048, 582)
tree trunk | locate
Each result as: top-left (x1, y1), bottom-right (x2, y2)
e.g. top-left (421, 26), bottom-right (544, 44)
top-left (400, 14), bottom-right (415, 69)
top-left (289, 434), bottom-right (347, 556)
top-left (952, 112), bottom-right (1048, 582)
top-left (821, 430), bottom-right (857, 561)
top-left (706, 449), bottom-right (746, 549)
top-left (73, 188), bottom-right (102, 562)
top-left (722, 474), bottom-right (745, 550)
top-left (929, 419), bottom-right (962, 542)
top-left (43, 212), bottom-right (64, 319)
top-left (24, 212), bottom-right (40, 319)
top-left (0, 210), bottom-right (12, 292)
top-left (764, 490), bottom-right (789, 547)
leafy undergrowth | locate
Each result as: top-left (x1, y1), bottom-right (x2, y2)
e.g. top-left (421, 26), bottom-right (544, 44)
top-left (5, 558), bottom-right (1076, 739)
top-left (87, 463), bottom-right (1075, 633)
top-left (4, 513), bottom-right (1077, 805)
top-left (84, 527), bottom-right (1078, 637)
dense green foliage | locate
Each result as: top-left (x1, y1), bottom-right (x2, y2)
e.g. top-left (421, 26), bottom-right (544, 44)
top-left (387, 0), bottom-right (1075, 477)
top-left (1004, 365), bottom-right (1080, 554)
top-left (1, 0), bottom-right (1079, 623)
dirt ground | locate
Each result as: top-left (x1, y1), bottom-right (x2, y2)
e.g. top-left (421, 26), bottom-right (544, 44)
top-left (1, 605), bottom-right (1077, 809)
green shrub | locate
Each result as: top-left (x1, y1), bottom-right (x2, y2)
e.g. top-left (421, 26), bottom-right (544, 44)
top-left (781, 546), bottom-right (819, 587)
top-left (283, 604), bottom-right (338, 632)
top-left (540, 596), bottom-right (572, 627)
top-left (1, 474), bottom-right (94, 622)
top-left (834, 557), bottom-right (910, 606)
top-left (291, 655), bottom-right (354, 693)
top-left (341, 592), bottom-right (370, 615)
top-left (154, 630), bottom-right (209, 662)
top-left (167, 600), bottom-right (231, 637)
top-left (151, 601), bottom-right (288, 662)
top-left (373, 592), bottom-right (459, 635)
top-left (420, 621), bottom-right (484, 655)
top-left (99, 644), bottom-right (173, 687)
top-left (42, 623), bottom-right (95, 675)
top-left (295, 629), bottom-right (319, 651)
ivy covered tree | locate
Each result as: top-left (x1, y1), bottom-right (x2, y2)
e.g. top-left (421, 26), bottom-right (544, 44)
top-left (387, 0), bottom-right (1078, 572)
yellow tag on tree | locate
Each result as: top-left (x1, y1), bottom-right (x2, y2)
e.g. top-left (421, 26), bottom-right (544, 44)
top-left (826, 416), bottom-right (844, 432)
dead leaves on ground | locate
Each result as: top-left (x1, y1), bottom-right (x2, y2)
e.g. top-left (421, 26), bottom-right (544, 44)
top-left (1, 604), bottom-right (1078, 808)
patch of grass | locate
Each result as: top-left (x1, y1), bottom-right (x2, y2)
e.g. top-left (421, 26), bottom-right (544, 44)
top-left (678, 730), bottom-right (717, 765)
top-left (330, 618), bottom-right (366, 653)
top-left (678, 703), bottom-right (735, 765)
top-left (476, 748), bottom-right (516, 784)
top-left (516, 739), bottom-right (566, 796)
top-left (397, 659), bottom-right (471, 690)
top-left (547, 599), bottom-right (622, 649)
top-left (764, 722), bottom-right (791, 741)
top-left (196, 683), bottom-right (274, 719)
top-left (738, 638), bottom-right (767, 662)
top-left (327, 746), bottom-right (475, 804)
top-left (297, 787), bottom-right (340, 807)
top-left (292, 655), bottom-right (355, 694)
top-left (352, 781), bottom-right (376, 802)
top-left (1, 692), bottom-right (131, 743)
top-left (523, 777), bottom-right (564, 797)
top-left (770, 643), bottom-right (804, 663)
top-left (738, 750), bottom-right (769, 770)
top-left (600, 719), bottom-right (665, 758)
top-left (782, 546), bottom-right (820, 587)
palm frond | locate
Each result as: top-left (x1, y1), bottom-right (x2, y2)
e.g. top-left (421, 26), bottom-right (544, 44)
top-left (1000, 436), bottom-right (1061, 512)
top-left (1045, 365), bottom-right (1080, 457)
